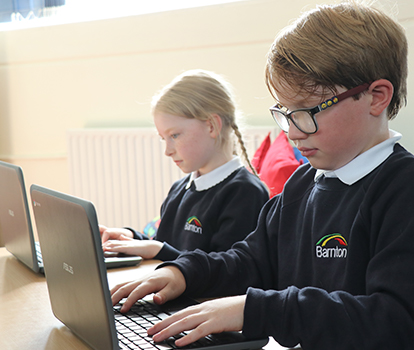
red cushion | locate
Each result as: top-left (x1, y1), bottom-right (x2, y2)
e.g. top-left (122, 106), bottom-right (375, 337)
top-left (251, 132), bottom-right (271, 174)
top-left (259, 131), bottom-right (300, 197)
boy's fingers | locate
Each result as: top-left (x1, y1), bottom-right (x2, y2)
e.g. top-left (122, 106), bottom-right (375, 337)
top-left (119, 285), bottom-right (149, 312)
top-left (150, 296), bottom-right (246, 346)
top-left (112, 279), bottom-right (153, 306)
top-left (111, 280), bottom-right (176, 312)
top-left (151, 311), bottom-right (210, 346)
top-left (175, 325), bottom-right (210, 347)
top-left (110, 281), bottom-right (136, 305)
top-left (151, 284), bottom-right (179, 305)
top-left (148, 307), bottom-right (194, 335)
top-left (111, 267), bottom-right (186, 313)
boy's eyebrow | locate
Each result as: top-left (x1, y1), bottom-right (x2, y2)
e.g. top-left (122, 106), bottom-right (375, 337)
top-left (277, 94), bottom-right (323, 110)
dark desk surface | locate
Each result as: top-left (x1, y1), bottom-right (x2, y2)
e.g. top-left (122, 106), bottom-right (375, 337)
top-left (0, 247), bottom-right (296, 349)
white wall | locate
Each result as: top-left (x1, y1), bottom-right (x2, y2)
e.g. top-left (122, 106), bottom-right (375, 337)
top-left (0, 0), bottom-right (413, 197)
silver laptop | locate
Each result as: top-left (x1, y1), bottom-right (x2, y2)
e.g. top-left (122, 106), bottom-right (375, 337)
top-left (30, 184), bottom-right (269, 350)
top-left (0, 161), bottom-right (141, 271)
top-left (0, 161), bottom-right (44, 273)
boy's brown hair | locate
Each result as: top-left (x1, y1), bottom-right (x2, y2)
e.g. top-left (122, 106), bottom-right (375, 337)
top-left (265, 0), bottom-right (408, 119)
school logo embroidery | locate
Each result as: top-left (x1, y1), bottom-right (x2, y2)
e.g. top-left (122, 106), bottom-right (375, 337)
top-left (315, 233), bottom-right (348, 259)
top-left (184, 216), bottom-right (203, 234)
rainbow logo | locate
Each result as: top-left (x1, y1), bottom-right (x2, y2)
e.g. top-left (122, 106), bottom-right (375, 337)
top-left (184, 216), bottom-right (203, 234)
top-left (316, 233), bottom-right (348, 247)
top-left (315, 233), bottom-right (348, 259)
top-left (187, 216), bottom-right (202, 227)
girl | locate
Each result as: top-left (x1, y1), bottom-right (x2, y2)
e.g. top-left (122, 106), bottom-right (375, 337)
top-left (100, 69), bottom-right (268, 261)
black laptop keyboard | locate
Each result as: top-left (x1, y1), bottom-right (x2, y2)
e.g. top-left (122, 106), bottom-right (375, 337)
top-left (114, 299), bottom-right (243, 350)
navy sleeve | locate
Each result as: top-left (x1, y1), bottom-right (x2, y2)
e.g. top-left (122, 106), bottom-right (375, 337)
top-left (125, 227), bottom-right (149, 241)
top-left (154, 242), bottom-right (182, 261)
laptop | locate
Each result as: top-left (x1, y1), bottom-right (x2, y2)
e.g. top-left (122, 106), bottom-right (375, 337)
top-left (0, 161), bottom-right (44, 273)
top-left (0, 161), bottom-right (141, 271)
top-left (30, 184), bottom-right (269, 350)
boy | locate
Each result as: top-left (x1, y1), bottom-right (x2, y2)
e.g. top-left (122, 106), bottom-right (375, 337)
top-left (111, 1), bottom-right (414, 349)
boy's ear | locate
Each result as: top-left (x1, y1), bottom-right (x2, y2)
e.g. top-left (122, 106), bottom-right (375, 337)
top-left (369, 79), bottom-right (394, 117)
top-left (207, 113), bottom-right (223, 139)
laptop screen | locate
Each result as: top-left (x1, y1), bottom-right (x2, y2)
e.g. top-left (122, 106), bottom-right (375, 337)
top-left (31, 185), bottom-right (118, 350)
top-left (0, 161), bottom-right (40, 273)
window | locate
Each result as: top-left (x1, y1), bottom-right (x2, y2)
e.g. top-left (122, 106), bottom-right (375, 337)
top-left (0, 0), bottom-right (65, 23)
top-left (0, 0), bottom-right (244, 28)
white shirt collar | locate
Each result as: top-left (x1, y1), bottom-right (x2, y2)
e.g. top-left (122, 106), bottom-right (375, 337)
top-left (315, 130), bottom-right (402, 185)
top-left (185, 156), bottom-right (244, 191)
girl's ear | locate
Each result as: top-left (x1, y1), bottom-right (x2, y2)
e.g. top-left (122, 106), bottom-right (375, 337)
top-left (207, 113), bottom-right (223, 139)
top-left (369, 79), bottom-right (394, 117)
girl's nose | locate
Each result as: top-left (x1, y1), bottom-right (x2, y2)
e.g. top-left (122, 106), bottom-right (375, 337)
top-left (164, 140), bottom-right (174, 157)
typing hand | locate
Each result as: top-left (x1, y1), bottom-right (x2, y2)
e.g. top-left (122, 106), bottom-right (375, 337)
top-left (99, 225), bottom-right (134, 243)
top-left (103, 239), bottom-right (163, 260)
top-left (148, 295), bottom-right (246, 347)
top-left (111, 266), bottom-right (186, 313)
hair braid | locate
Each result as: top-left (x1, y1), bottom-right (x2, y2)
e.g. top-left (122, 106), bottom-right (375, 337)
top-left (231, 123), bottom-right (258, 177)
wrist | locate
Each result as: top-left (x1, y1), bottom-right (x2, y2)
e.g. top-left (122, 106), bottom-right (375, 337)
top-left (149, 240), bottom-right (163, 258)
top-left (122, 228), bottom-right (135, 239)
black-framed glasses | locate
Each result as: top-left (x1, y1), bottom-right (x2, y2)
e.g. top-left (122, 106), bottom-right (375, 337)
top-left (269, 83), bottom-right (371, 134)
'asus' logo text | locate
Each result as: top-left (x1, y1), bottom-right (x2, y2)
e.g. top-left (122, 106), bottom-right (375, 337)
top-left (63, 262), bottom-right (74, 274)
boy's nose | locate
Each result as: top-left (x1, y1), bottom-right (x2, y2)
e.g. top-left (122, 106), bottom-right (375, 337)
top-left (287, 122), bottom-right (308, 141)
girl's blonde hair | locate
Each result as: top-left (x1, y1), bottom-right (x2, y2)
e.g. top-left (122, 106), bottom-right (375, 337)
top-left (151, 69), bottom-right (257, 175)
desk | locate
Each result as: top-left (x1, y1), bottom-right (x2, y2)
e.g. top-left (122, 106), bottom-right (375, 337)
top-left (0, 247), bottom-right (295, 350)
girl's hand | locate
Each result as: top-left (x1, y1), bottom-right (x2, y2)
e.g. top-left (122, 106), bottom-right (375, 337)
top-left (148, 295), bottom-right (246, 347)
top-left (99, 225), bottom-right (134, 243)
top-left (103, 239), bottom-right (163, 260)
top-left (111, 266), bottom-right (186, 312)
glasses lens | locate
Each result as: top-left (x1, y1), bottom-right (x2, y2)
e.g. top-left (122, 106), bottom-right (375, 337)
top-left (271, 111), bottom-right (290, 132)
top-left (291, 111), bottom-right (317, 134)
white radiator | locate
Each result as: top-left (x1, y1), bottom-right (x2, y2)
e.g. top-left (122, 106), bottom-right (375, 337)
top-left (67, 127), bottom-right (276, 231)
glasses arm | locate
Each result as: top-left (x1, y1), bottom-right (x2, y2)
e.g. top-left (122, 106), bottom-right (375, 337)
top-left (335, 82), bottom-right (371, 103)
top-left (316, 82), bottom-right (372, 112)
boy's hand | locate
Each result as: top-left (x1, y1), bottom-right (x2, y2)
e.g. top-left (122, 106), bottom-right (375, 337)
top-left (103, 239), bottom-right (163, 260)
top-left (148, 295), bottom-right (246, 347)
top-left (99, 225), bottom-right (134, 243)
top-left (111, 266), bottom-right (186, 312)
